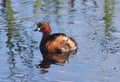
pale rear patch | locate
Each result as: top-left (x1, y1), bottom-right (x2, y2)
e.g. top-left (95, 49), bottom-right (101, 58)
top-left (46, 35), bottom-right (77, 53)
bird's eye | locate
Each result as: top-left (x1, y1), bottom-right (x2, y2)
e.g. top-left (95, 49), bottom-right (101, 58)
top-left (37, 23), bottom-right (42, 28)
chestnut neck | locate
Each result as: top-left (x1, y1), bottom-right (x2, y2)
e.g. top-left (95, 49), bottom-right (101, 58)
top-left (42, 32), bottom-right (50, 38)
top-left (42, 23), bottom-right (51, 38)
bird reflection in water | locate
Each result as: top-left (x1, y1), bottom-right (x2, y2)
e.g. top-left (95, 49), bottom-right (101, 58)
top-left (36, 50), bottom-right (77, 74)
top-left (34, 21), bottom-right (77, 73)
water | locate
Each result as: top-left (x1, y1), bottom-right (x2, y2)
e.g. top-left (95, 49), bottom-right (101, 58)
top-left (0, 0), bottom-right (120, 82)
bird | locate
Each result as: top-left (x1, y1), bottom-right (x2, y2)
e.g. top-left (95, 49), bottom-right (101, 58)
top-left (34, 21), bottom-right (77, 54)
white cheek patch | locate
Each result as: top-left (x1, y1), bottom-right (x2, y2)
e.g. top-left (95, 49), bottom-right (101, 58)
top-left (37, 28), bottom-right (41, 31)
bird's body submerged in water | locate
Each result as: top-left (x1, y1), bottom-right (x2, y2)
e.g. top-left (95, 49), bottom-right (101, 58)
top-left (34, 21), bottom-right (77, 54)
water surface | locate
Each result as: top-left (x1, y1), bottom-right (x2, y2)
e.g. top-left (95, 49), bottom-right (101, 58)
top-left (0, 0), bottom-right (120, 82)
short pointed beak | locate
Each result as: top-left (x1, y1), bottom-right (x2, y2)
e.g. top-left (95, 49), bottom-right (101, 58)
top-left (34, 28), bottom-right (41, 31)
top-left (34, 29), bottom-right (38, 31)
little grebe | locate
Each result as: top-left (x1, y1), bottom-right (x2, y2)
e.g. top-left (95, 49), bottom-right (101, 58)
top-left (34, 21), bottom-right (77, 54)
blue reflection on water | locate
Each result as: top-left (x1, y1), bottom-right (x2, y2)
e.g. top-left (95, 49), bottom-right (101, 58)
top-left (0, 0), bottom-right (120, 82)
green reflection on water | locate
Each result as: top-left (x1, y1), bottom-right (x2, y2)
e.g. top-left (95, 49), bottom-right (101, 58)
top-left (4, 0), bottom-right (17, 81)
top-left (3, 0), bottom-right (35, 81)
top-left (5, 0), bottom-right (14, 29)
top-left (103, 0), bottom-right (114, 36)
top-left (4, 0), bottom-right (15, 54)
top-left (34, 0), bottom-right (41, 10)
